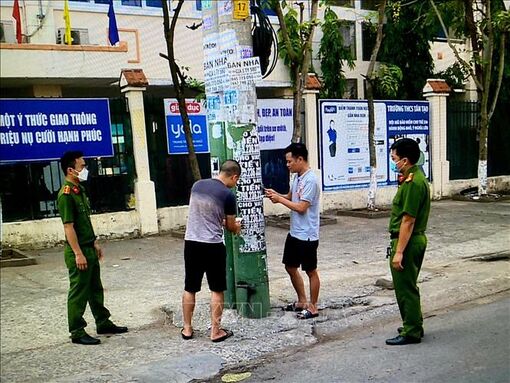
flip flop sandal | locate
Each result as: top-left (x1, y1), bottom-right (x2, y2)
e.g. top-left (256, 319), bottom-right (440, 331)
top-left (212, 329), bottom-right (233, 343)
top-left (297, 309), bottom-right (319, 320)
top-left (181, 328), bottom-right (193, 340)
top-left (284, 302), bottom-right (305, 312)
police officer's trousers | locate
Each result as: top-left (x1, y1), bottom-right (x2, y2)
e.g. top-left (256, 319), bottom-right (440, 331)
top-left (390, 234), bottom-right (427, 339)
top-left (64, 245), bottom-right (112, 338)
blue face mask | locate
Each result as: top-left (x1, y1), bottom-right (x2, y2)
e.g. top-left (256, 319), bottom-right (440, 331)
top-left (390, 159), bottom-right (402, 173)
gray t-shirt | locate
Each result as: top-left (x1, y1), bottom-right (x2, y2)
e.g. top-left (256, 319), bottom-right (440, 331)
top-left (289, 169), bottom-right (320, 241)
top-left (184, 178), bottom-right (237, 243)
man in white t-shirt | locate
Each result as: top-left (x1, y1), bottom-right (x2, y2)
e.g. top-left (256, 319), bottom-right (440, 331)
top-left (265, 143), bottom-right (321, 319)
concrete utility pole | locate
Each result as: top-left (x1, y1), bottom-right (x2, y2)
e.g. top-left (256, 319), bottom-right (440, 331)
top-left (202, 0), bottom-right (270, 318)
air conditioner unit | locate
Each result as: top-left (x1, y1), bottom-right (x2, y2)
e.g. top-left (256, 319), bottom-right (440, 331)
top-left (56, 28), bottom-right (89, 45)
top-left (0, 21), bottom-right (16, 43)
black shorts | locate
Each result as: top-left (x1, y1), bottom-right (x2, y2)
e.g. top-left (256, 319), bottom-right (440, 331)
top-left (282, 234), bottom-right (319, 271)
top-left (184, 240), bottom-right (227, 293)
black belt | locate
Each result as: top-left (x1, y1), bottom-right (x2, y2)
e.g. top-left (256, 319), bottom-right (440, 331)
top-left (390, 232), bottom-right (424, 239)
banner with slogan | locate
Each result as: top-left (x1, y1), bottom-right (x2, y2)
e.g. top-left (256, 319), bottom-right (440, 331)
top-left (319, 100), bottom-right (430, 191)
top-left (164, 98), bottom-right (209, 155)
top-left (0, 98), bottom-right (114, 163)
top-left (256, 99), bottom-right (293, 151)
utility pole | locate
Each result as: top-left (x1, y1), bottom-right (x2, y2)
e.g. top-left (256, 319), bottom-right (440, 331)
top-left (202, 0), bottom-right (270, 318)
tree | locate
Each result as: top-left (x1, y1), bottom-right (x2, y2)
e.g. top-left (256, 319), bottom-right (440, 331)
top-left (318, 6), bottom-right (355, 99)
top-left (365, 0), bottom-right (387, 211)
top-left (161, 0), bottom-right (201, 182)
top-left (271, 0), bottom-right (319, 143)
top-left (377, 0), bottom-right (435, 100)
top-left (430, 0), bottom-right (509, 195)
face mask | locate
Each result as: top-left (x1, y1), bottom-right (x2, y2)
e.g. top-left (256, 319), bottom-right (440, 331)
top-left (390, 159), bottom-right (402, 173)
top-left (75, 167), bottom-right (89, 181)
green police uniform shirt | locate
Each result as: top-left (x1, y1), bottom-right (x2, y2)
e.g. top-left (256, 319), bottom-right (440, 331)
top-left (389, 165), bottom-right (430, 234)
top-left (57, 181), bottom-right (96, 246)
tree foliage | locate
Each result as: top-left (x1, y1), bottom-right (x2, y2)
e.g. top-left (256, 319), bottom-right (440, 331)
top-left (318, 7), bottom-right (355, 99)
top-left (377, 0), bottom-right (435, 100)
top-left (375, 64), bottom-right (403, 97)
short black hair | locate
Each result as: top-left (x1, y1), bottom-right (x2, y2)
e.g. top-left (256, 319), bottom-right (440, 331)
top-left (390, 138), bottom-right (420, 165)
top-left (60, 151), bottom-right (84, 174)
top-left (285, 143), bottom-right (308, 162)
top-left (220, 159), bottom-right (241, 176)
top-left (330, 119), bottom-right (335, 124)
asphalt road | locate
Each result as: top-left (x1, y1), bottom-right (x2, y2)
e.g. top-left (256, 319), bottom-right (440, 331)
top-left (218, 294), bottom-right (510, 383)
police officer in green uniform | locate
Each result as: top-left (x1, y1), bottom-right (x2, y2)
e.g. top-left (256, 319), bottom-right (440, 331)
top-left (58, 151), bottom-right (127, 345)
top-left (386, 138), bottom-right (430, 346)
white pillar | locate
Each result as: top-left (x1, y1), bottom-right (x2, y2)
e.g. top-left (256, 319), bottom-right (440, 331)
top-left (120, 73), bottom-right (158, 235)
top-left (423, 79), bottom-right (450, 199)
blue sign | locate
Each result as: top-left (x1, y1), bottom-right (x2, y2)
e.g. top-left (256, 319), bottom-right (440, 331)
top-left (0, 98), bottom-right (113, 163)
top-left (164, 99), bottom-right (209, 154)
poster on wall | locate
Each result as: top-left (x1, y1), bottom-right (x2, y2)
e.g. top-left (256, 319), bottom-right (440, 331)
top-left (385, 101), bottom-right (430, 181)
top-left (164, 98), bottom-right (209, 155)
top-left (0, 98), bottom-right (114, 163)
top-left (256, 99), bottom-right (293, 151)
top-left (319, 100), bottom-right (430, 191)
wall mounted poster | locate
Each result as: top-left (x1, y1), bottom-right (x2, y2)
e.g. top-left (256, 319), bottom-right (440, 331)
top-left (319, 100), bottom-right (430, 191)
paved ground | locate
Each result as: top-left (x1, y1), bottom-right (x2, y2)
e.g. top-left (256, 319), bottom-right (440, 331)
top-left (217, 293), bottom-right (510, 383)
top-left (1, 200), bottom-right (509, 382)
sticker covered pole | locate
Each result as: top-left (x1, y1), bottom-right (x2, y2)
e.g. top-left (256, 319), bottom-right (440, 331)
top-left (202, 0), bottom-right (270, 317)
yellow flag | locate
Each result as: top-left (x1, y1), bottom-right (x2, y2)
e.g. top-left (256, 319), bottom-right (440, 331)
top-left (63, 0), bottom-right (72, 45)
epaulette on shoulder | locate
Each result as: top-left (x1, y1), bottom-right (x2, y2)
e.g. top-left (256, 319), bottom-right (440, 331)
top-left (63, 185), bottom-right (71, 195)
top-left (405, 173), bottom-right (414, 183)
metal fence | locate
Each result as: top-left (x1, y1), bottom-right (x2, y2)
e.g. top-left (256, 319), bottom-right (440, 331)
top-left (447, 101), bottom-right (479, 180)
top-left (0, 98), bottom-right (135, 223)
top-left (447, 100), bottom-right (510, 180)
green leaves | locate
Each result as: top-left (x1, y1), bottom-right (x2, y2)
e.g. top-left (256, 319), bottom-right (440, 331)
top-left (375, 64), bottom-right (402, 98)
top-left (318, 7), bottom-right (355, 98)
top-left (494, 10), bottom-right (510, 33)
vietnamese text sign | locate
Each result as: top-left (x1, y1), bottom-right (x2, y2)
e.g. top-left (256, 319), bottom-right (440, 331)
top-left (227, 57), bottom-right (262, 90)
top-left (164, 99), bottom-right (209, 154)
top-left (256, 99), bottom-right (293, 150)
top-left (0, 98), bottom-right (113, 163)
top-left (319, 100), bottom-right (430, 191)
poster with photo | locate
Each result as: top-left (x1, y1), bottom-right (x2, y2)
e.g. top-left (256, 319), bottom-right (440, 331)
top-left (319, 100), bottom-right (430, 191)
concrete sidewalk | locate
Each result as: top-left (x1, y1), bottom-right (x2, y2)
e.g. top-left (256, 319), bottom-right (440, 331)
top-left (1, 200), bottom-right (509, 382)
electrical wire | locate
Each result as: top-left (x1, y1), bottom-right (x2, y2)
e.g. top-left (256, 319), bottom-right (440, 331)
top-left (251, 2), bottom-right (278, 79)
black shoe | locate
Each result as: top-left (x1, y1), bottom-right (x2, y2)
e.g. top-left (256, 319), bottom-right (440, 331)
top-left (386, 335), bottom-right (421, 346)
top-left (398, 327), bottom-right (424, 338)
top-left (72, 334), bottom-right (101, 345)
top-left (97, 325), bottom-right (128, 335)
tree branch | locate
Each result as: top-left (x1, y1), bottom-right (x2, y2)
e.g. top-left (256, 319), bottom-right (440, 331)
top-left (489, 25), bottom-right (505, 118)
top-left (274, 1), bottom-right (299, 62)
top-left (429, 0), bottom-right (484, 91)
top-left (299, 0), bottom-right (318, 79)
top-left (366, 0), bottom-right (386, 82)
top-left (481, 0), bottom-right (493, 119)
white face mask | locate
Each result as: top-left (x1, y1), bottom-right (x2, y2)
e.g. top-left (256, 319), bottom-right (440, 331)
top-left (76, 167), bottom-right (89, 182)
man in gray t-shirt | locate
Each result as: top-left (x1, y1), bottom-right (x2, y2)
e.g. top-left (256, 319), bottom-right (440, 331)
top-left (181, 160), bottom-right (241, 343)
top-left (266, 143), bottom-right (321, 320)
